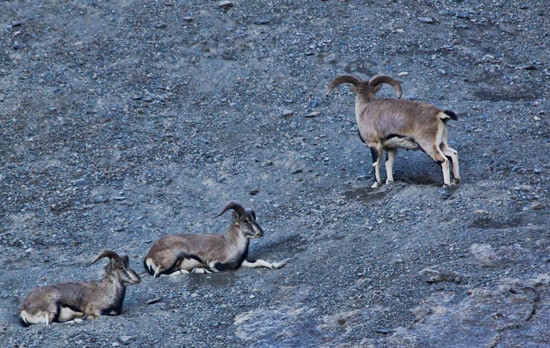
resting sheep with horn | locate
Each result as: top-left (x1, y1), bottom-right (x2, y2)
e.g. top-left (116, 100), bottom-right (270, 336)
top-left (144, 202), bottom-right (288, 277)
top-left (19, 250), bottom-right (140, 326)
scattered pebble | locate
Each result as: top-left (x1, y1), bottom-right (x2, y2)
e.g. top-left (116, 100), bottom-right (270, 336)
top-left (281, 109), bottom-right (294, 117)
top-left (375, 328), bottom-right (393, 335)
top-left (305, 111), bottom-right (320, 118)
top-left (254, 18), bottom-right (271, 25)
top-left (118, 336), bottom-right (134, 345)
top-left (146, 298), bottom-right (162, 305)
top-left (420, 268), bottom-right (462, 284)
top-left (219, 1), bottom-right (234, 9)
top-left (418, 17), bottom-right (435, 24)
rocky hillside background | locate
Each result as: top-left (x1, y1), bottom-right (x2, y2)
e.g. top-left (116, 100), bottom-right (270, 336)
top-left (0, 0), bottom-right (548, 347)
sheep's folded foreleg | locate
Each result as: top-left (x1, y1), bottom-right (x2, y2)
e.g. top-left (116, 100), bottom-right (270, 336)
top-left (241, 258), bottom-right (288, 269)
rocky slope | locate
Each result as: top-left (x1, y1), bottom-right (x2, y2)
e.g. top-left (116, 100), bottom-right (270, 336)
top-left (0, 0), bottom-right (548, 347)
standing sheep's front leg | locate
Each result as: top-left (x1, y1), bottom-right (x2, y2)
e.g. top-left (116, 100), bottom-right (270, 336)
top-left (370, 146), bottom-right (383, 188)
top-left (385, 149), bottom-right (397, 184)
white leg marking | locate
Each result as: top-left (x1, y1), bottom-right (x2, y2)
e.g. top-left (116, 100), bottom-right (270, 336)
top-left (373, 159), bottom-right (382, 187)
top-left (168, 269), bottom-right (190, 277)
top-left (441, 158), bottom-right (451, 186)
top-left (442, 145), bottom-right (460, 183)
top-left (371, 145), bottom-right (383, 187)
top-left (191, 268), bottom-right (211, 274)
top-left (20, 310), bottom-right (49, 326)
top-left (242, 258), bottom-right (289, 269)
top-left (385, 149), bottom-right (397, 184)
top-left (58, 306), bottom-right (84, 323)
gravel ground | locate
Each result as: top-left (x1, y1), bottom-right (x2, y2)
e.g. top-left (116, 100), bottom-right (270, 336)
top-left (0, 0), bottom-right (548, 347)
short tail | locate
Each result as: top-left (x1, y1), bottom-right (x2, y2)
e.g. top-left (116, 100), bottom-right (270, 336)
top-left (443, 110), bottom-right (458, 121)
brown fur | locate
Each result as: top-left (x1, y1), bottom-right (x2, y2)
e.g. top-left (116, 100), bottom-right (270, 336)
top-left (19, 251), bottom-right (140, 326)
top-left (144, 202), bottom-right (287, 277)
top-left (327, 74), bottom-right (460, 186)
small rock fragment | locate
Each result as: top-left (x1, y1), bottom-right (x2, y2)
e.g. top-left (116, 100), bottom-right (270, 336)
top-left (146, 298), bottom-right (162, 305)
top-left (305, 111), bottom-right (320, 118)
top-left (418, 17), bottom-right (435, 24)
top-left (281, 109), bottom-right (294, 117)
top-left (118, 336), bottom-right (134, 345)
top-left (254, 18), bottom-right (271, 25)
top-left (420, 268), bottom-right (462, 284)
top-left (219, 1), bottom-right (234, 9)
top-left (375, 328), bottom-right (393, 335)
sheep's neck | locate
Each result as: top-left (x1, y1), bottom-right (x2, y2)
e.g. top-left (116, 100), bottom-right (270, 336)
top-left (225, 223), bottom-right (250, 253)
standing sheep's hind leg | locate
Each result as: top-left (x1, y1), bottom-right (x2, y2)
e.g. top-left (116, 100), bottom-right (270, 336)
top-left (418, 141), bottom-right (451, 186)
top-left (442, 144), bottom-right (460, 183)
top-left (436, 149), bottom-right (452, 186)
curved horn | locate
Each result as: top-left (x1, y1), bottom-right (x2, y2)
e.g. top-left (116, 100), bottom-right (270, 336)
top-left (326, 74), bottom-right (365, 96)
top-left (89, 249), bottom-right (121, 265)
top-left (214, 201), bottom-right (247, 218)
top-left (368, 75), bottom-right (403, 99)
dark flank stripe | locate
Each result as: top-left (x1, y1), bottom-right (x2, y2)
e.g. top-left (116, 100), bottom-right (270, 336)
top-left (160, 252), bottom-right (205, 276)
top-left (100, 288), bottom-right (126, 316)
top-left (357, 129), bottom-right (366, 143)
top-left (53, 302), bottom-right (61, 323)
